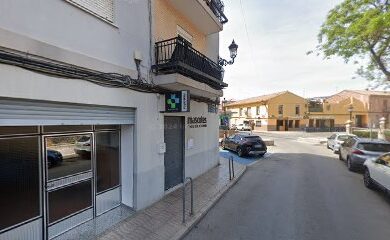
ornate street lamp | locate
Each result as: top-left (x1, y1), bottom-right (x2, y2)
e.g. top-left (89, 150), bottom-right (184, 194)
top-left (218, 39), bottom-right (238, 66)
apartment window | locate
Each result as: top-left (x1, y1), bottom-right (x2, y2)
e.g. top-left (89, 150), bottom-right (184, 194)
top-left (295, 120), bottom-right (300, 128)
top-left (66, 0), bottom-right (115, 23)
top-left (278, 105), bottom-right (283, 115)
top-left (384, 100), bottom-right (388, 111)
top-left (295, 105), bottom-right (300, 115)
top-left (246, 107), bottom-right (251, 116)
top-left (256, 106), bottom-right (260, 115)
top-left (239, 108), bottom-right (243, 116)
top-left (255, 121), bottom-right (262, 127)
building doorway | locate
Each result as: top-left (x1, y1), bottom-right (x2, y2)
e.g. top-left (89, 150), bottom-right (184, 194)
top-left (276, 120), bottom-right (284, 131)
top-left (164, 117), bottom-right (184, 191)
top-left (284, 120), bottom-right (289, 131)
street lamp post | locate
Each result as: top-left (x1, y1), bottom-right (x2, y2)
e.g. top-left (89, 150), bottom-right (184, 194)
top-left (347, 105), bottom-right (354, 121)
top-left (218, 40), bottom-right (238, 66)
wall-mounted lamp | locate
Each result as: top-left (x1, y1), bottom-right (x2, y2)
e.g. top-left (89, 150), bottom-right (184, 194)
top-left (218, 39), bottom-right (238, 66)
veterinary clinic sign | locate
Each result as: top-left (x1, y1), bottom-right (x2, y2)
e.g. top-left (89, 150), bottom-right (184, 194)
top-left (187, 116), bottom-right (207, 128)
top-left (165, 91), bottom-right (190, 112)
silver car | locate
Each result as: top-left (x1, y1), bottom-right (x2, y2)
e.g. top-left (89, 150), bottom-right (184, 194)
top-left (327, 133), bottom-right (356, 153)
top-left (339, 138), bottom-right (390, 172)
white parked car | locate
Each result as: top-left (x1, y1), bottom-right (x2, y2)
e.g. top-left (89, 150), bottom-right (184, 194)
top-left (363, 153), bottom-right (390, 193)
top-left (74, 136), bottom-right (91, 158)
top-left (237, 123), bottom-right (251, 131)
top-left (327, 133), bottom-right (356, 153)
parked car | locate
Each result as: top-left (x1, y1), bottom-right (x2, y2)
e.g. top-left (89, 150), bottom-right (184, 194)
top-left (74, 136), bottom-right (91, 158)
top-left (222, 133), bottom-right (267, 157)
top-left (327, 133), bottom-right (356, 153)
top-left (230, 124), bottom-right (237, 130)
top-left (363, 153), bottom-right (390, 193)
top-left (237, 123), bottom-right (251, 131)
top-left (339, 137), bottom-right (390, 172)
top-left (219, 125), bottom-right (230, 130)
top-left (47, 149), bottom-right (63, 168)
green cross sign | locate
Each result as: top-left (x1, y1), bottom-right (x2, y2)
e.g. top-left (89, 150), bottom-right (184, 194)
top-left (167, 94), bottom-right (180, 109)
top-left (165, 91), bottom-right (190, 112)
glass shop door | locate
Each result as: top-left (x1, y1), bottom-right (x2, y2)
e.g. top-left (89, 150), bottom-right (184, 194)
top-left (43, 133), bottom-right (94, 239)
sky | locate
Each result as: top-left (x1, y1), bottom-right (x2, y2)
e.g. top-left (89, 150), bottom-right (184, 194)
top-left (219, 0), bottom-right (368, 100)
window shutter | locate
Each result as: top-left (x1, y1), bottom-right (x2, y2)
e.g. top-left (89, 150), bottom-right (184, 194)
top-left (66, 0), bottom-right (115, 23)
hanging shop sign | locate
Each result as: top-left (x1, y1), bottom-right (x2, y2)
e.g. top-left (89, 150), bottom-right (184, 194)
top-left (165, 91), bottom-right (190, 112)
top-left (187, 116), bottom-right (207, 128)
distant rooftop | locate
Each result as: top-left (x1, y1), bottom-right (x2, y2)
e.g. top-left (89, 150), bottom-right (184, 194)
top-left (225, 91), bottom-right (291, 107)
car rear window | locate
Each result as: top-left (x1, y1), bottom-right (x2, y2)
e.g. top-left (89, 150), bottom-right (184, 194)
top-left (338, 135), bottom-right (352, 141)
top-left (358, 143), bottom-right (390, 152)
top-left (244, 136), bottom-right (261, 140)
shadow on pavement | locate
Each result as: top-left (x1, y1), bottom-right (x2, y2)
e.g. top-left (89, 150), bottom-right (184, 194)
top-left (220, 148), bottom-right (268, 166)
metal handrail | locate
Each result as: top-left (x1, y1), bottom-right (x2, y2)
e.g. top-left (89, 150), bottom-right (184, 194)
top-left (182, 177), bottom-right (194, 223)
top-left (153, 36), bottom-right (226, 89)
top-left (229, 156), bottom-right (235, 180)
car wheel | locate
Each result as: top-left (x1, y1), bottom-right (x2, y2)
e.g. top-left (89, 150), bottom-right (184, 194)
top-left (237, 147), bottom-right (244, 157)
top-left (258, 153), bottom-right (265, 157)
top-left (364, 168), bottom-right (375, 190)
top-left (347, 158), bottom-right (355, 172)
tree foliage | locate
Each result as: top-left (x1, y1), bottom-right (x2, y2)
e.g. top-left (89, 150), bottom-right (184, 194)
top-left (314, 0), bottom-right (390, 87)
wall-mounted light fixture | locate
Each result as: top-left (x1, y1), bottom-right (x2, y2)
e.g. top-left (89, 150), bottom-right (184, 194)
top-left (218, 39), bottom-right (238, 66)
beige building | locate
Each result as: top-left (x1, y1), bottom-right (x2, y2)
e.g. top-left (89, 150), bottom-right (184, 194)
top-left (309, 90), bottom-right (390, 128)
top-left (224, 91), bottom-right (308, 131)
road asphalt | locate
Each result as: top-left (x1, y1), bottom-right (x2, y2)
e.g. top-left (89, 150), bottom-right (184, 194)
top-left (184, 133), bottom-right (390, 240)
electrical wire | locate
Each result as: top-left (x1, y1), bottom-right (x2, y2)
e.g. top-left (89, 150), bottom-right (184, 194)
top-left (0, 48), bottom-right (220, 104)
top-left (239, 0), bottom-right (257, 73)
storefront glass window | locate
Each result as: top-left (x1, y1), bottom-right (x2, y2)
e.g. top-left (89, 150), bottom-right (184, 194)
top-left (0, 126), bottom-right (38, 136)
top-left (0, 137), bottom-right (40, 231)
top-left (43, 125), bottom-right (92, 134)
top-left (46, 134), bottom-right (92, 180)
top-left (96, 131), bottom-right (120, 193)
top-left (48, 180), bottom-right (92, 223)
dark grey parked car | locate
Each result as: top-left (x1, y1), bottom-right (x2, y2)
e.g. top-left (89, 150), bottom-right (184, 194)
top-left (222, 134), bottom-right (267, 157)
top-left (339, 137), bottom-right (390, 172)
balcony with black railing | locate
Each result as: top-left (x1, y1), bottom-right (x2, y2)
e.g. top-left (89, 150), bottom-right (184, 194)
top-left (204, 0), bottom-right (228, 24)
top-left (153, 37), bottom-right (227, 90)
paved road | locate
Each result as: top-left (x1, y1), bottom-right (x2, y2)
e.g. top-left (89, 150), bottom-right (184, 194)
top-left (185, 134), bottom-right (390, 240)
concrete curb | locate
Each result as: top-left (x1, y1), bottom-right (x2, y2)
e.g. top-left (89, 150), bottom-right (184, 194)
top-left (172, 165), bottom-right (247, 240)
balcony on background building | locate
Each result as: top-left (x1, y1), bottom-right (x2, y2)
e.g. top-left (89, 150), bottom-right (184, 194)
top-left (167, 0), bottom-right (228, 34)
top-left (152, 36), bottom-right (227, 98)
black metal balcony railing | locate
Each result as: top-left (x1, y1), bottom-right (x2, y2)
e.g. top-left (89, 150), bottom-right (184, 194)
top-left (153, 37), bottom-right (227, 90)
top-left (205, 0), bottom-right (228, 24)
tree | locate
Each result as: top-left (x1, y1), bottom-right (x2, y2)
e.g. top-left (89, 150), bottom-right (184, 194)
top-left (313, 0), bottom-right (390, 88)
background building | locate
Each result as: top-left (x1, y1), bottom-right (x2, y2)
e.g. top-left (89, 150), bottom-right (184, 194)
top-left (225, 91), bottom-right (307, 131)
top-left (308, 90), bottom-right (390, 129)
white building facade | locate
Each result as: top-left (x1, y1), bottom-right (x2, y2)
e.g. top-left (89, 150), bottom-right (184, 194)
top-left (0, 0), bottom-right (228, 239)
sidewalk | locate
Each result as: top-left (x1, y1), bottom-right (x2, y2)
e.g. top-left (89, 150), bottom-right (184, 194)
top-left (98, 158), bottom-right (246, 240)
